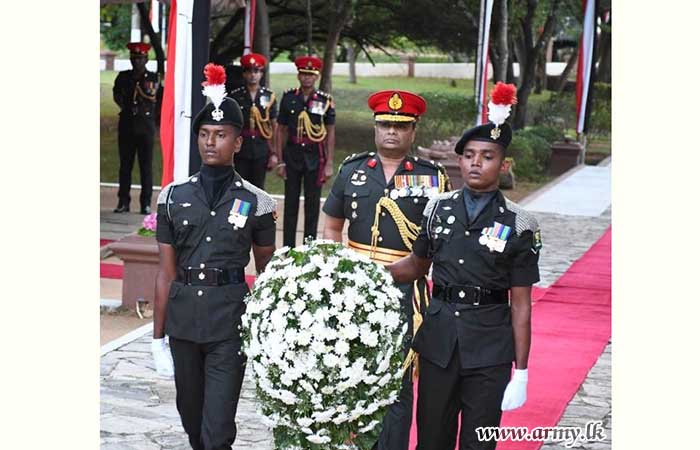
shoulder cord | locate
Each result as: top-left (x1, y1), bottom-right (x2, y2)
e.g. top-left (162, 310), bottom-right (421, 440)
top-left (249, 92), bottom-right (276, 140)
top-left (296, 99), bottom-right (331, 143)
top-left (370, 196), bottom-right (421, 256)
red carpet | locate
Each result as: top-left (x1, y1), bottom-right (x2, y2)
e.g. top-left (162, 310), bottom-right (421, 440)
top-left (408, 228), bottom-right (611, 450)
top-left (101, 263), bottom-right (124, 280)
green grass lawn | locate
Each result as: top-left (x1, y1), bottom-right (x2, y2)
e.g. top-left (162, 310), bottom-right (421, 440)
top-left (101, 70), bottom-right (572, 195)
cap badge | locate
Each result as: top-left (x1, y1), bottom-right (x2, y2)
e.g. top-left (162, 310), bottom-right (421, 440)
top-left (250, 56), bottom-right (256, 65)
top-left (490, 126), bottom-right (501, 140)
top-left (388, 93), bottom-right (403, 111)
top-left (211, 108), bottom-right (224, 121)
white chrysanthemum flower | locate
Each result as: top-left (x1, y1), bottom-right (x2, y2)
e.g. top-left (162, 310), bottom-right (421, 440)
top-left (306, 434), bottom-right (331, 444)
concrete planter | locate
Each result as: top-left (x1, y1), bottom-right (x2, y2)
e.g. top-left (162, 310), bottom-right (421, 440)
top-left (549, 140), bottom-right (584, 176)
top-left (108, 234), bottom-right (159, 310)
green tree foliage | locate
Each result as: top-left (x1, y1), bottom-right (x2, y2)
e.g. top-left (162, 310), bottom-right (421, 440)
top-left (100, 4), bottom-right (131, 52)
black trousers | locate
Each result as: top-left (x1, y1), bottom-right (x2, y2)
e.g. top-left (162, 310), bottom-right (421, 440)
top-left (283, 164), bottom-right (321, 247)
top-left (117, 117), bottom-right (155, 208)
top-left (417, 350), bottom-right (511, 450)
top-left (234, 155), bottom-right (267, 190)
top-left (377, 279), bottom-right (430, 450)
top-left (169, 337), bottom-right (246, 450)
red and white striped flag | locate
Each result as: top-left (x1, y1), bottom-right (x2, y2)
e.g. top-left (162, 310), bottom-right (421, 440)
top-left (475, 0), bottom-right (494, 126)
top-left (576, 0), bottom-right (598, 134)
top-left (160, 0), bottom-right (210, 186)
top-left (243, 0), bottom-right (257, 55)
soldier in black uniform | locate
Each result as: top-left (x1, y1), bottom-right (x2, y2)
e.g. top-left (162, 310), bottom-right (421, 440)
top-left (275, 55), bottom-right (336, 247)
top-left (323, 90), bottom-right (450, 450)
top-left (388, 84), bottom-right (541, 450)
top-left (151, 63), bottom-right (277, 450)
top-left (229, 53), bottom-right (277, 189)
top-left (112, 42), bottom-right (159, 214)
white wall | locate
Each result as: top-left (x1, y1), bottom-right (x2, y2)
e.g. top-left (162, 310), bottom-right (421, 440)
top-left (100, 58), bottom-right (567, 79)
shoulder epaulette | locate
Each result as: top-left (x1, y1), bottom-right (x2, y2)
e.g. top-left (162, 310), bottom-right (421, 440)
top-left (242, 179), bottom-right (277, 217)
top-left (284, 87), bottom-right (297, 95)
top-left (504, 198), bottom-right (540, 236)
top-left (423, 190), bottom-right (456, 218)
top-left (341, 151), bottom-right (370, 166)
top-left (315, 89), bottom-right (332, 99)
top-left (156, 178), bottom-right (189, 205)
top-left (231, 86), bottom-right (245, 94)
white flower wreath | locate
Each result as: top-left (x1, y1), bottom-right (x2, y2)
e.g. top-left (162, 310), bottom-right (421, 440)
top-left (242, 240), bottom-right (407, 449)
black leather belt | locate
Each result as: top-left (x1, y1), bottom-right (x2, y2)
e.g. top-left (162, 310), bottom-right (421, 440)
top-left (178, 267), bottom-right (246, 286)
top-left (432, 284), bottom-right (508, 306)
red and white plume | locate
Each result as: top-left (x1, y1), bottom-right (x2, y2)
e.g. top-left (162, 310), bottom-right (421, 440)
top-left (201, 63), bottom-right (227, 112)
top-left (487, 82), bottom-right (517, 126)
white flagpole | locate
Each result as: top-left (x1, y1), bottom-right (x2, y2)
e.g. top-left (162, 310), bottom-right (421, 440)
top-left (243, 1), bottom-right (252, 55)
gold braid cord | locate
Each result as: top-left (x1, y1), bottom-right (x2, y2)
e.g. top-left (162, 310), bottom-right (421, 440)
top-left (249, 92), bottom-right (276, 140)
top-left (296, 98), bottom-right (331, 143)
top-left (134, 80), bottom-right (156, 103)
top-left (401, 279), bottom-right (430, 381)
top-left (370, 197), bottom-right (420, 257)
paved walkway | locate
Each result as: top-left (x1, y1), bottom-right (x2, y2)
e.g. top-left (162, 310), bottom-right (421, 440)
top-left (100, 160), bottom-right (611, 450)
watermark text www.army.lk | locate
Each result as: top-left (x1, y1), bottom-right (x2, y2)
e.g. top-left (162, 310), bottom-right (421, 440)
top-left (476, 420), bottom-right (606, 448)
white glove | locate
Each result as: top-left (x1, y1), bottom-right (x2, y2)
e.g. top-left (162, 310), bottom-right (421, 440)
top-left (501, 368), bottom-right (528, 411)
top-left (151, 338), bottom-right (174, 377)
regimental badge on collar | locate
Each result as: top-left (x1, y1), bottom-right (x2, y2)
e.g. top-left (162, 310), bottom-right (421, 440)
top-left (350, 170), bottom-right (368, 186)
top-left (478, 221), bottom-right (512, 253)
top-left (228, 198), bottom-right (251, 228)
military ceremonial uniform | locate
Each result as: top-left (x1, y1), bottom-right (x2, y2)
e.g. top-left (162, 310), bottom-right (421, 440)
top-left (156, 67), bottom-right (278, 450)
top-left (277, 56), bottom-right (335, 247)
top-left (113, 42), bottom-right (159, 213)
top-left (323, 91), bottom-right (450, 450)
top-left (229, 53), bottom-right (277, 189)
top-left (411, 187), bottom-right (541, 450)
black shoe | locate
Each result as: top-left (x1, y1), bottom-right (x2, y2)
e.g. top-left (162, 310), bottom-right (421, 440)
top-left (140, 206), bottom-right (152, 215)
top-left (113, 204), bottom-right (130, 213)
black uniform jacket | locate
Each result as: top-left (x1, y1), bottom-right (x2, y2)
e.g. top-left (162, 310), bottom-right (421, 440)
top-left (156, 172), bottom-right (277, 343)
top-left (113, 69), bottom-right (159, 120)
top-left (323, 151), bottom-right (450, 258)
top-left (276, 88), bottom-right (335, 171)
top-left (229, 86), bottom-right (278, 160)
top-left (411, 188), bottom-right (541, 369)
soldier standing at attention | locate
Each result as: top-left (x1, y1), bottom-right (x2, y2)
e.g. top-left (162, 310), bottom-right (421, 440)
top-left (229, 53), bottom-right (278, 189)
top-left (275, 55), bottom-right (335, 248)
top-left (112, 42), bottom-right (159, 214)
top-left (322, 90), bottom-right (450, 450)
top-left (151, 64), bottom-right (277, 450)
top-left (387, 83), bottom-right (542, 450)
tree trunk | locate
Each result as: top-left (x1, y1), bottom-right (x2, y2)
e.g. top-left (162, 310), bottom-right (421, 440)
top-left (253, 0), bottom-right (271, 87)
top-left (555, 45), bottom-right (578, 93)
top-left (347, 43), bottom-right (358, 84)
top-left (596, 15), bottom-right (611, 83)
top-left (512, 0), bottom-right (560, 129)
top-left (491, 0), bottom-right (509, 82)
top-left (136, 2), bottom-right (165, 78)
top-left (306, 0), bottom-right (313, 55)
top-left (319, 0), bottom-right (354, 93)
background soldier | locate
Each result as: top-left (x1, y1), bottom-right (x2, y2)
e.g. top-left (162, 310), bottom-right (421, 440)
top-left (275, 55), bottom-right (335, 248)
top-left (388, 83), bottom-right (540, 450)
top-left (151, 64), bottom-right (277, 450)
top-left (322, 90), bottom-right (450, 450)
top-left (112, 42), bottom-right (159, 214)
top-left (229, 53), bottom-right (278, 189)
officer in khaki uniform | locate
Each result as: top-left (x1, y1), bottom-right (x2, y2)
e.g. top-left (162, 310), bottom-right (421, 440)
top-left (229, 53), bottom-right (277, 189)
top-left (275, 55), bottom-right (335, 247)
top-left (112, 42), bottom-right (159, 214)
top-left (323, 90), bottom-right (450, 450)
top-left (151, 63), bottom-right (277, 450)
top-left (388, 83), bottom-right (541, 450)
